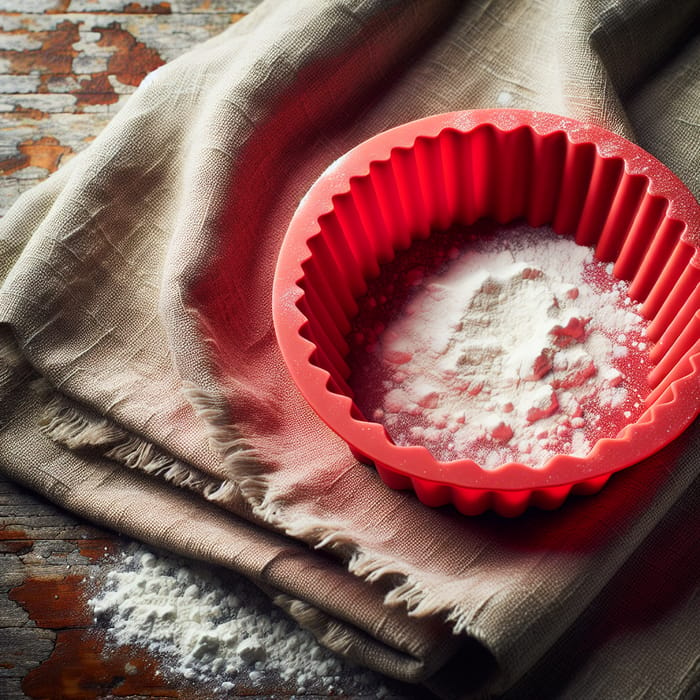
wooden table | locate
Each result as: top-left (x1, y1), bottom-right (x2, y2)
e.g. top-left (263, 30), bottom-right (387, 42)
top-left (0, 3), bottom-right (426, 697)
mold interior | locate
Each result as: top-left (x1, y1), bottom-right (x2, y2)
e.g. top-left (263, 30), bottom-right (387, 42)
top-left (297, 125), bottom-right (699, 423)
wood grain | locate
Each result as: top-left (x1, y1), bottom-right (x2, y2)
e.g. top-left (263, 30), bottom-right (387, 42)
top-left (0, 476), bottom-right (188, 700)
top-left (0, 2), bottom-right (250, 215)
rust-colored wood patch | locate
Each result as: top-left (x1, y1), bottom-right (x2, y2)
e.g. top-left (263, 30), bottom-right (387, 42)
top-left (10, 574), bottom-right (93, 628)
top-left (0, 20), bottom-right (80, 78)
top-left (22, 628), bottom-right (179, 699)
top-left (45, 0), bottom-right (73, 13)
top-left (76, 537), bottom-right (121, 562)
top-left (0, 17), bottom-right (166, 108)
top-left (95, 21), bottom-right (165, 87)
top-left (4, 106), bottom-right (49, 121)
top-left (0, 528), bottom-right (33, 554)
top-left (0, 539), bottom-right (33, 554)
top-left (123, 2), bottom-right (172, 13)
top-left (0, 528), bottom-right (28, 539)
top-left (10, 573), bottom-right (179, 699)
top-left (46, 0), bottom-right (173, 12)
top-left (0, 136), bottom-right (74, 176)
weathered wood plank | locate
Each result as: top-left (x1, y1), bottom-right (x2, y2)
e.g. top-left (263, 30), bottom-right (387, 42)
top-left (0, 12), bottom-right (241, 83)
top-left (0, 7), bottom-right (249, 215)
top-left (0, 475), bottom-right (183, 699)
top-left (0, 0), bottom-right (261, 14)
top-left (0, 628), bottom-right (55, 700)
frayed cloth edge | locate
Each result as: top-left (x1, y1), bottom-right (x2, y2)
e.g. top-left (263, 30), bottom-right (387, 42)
top-left (181, 380), bottom-right (275, 510)
top-left (34, 378), bottom-right (230, 500)
top-left (180, 380), bottom-right (474, 635)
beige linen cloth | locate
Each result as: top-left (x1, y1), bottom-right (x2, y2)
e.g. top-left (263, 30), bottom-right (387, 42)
top-left (1, 0), bottom-right (699, 697)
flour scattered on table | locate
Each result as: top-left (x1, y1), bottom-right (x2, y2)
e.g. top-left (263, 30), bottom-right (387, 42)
top-left (89, 545), bottom-right (392, 696)
top-left (349, 224), bottom-right (651, 468)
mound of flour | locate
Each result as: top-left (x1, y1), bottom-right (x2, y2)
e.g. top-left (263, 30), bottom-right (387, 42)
top-left (89, 546), bottom-right (391, 696)
top-left (350, 226), bottom-right (650, 468)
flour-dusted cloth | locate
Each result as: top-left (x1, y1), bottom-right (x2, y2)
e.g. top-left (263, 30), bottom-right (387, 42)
top-left (1, 1), bottom-right (699, 697)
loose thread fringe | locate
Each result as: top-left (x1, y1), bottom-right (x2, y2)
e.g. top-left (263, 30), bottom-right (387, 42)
top-left (8, 344), bottom-right (470, 632)
top-left (179, 381), bottom-right (472, 633)
top-left (181, 380), bottom-right (273, 510)
top-left (349, 542), bottom-right (471, 628)
top-left (34, 379), bottom-right (226, 499)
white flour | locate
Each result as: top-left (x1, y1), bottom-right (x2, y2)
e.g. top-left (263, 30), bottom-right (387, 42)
top-left (88, 545), bottom-right (392, 696)
top-left (350, 225), bottom-right (650, 468)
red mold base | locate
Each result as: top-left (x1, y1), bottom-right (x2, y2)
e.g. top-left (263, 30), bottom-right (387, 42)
top-left (374, 463), bottom-right (611, 518)
top-left (273, 109), bottom-right (700, 516)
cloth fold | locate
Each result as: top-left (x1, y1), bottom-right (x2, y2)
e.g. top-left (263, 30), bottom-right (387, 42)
top-left (1, 1), bottom-right (698, 697)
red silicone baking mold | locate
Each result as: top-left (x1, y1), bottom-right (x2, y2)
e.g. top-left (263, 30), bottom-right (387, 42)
top-left (272, 109), bottom-right (700, 516)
